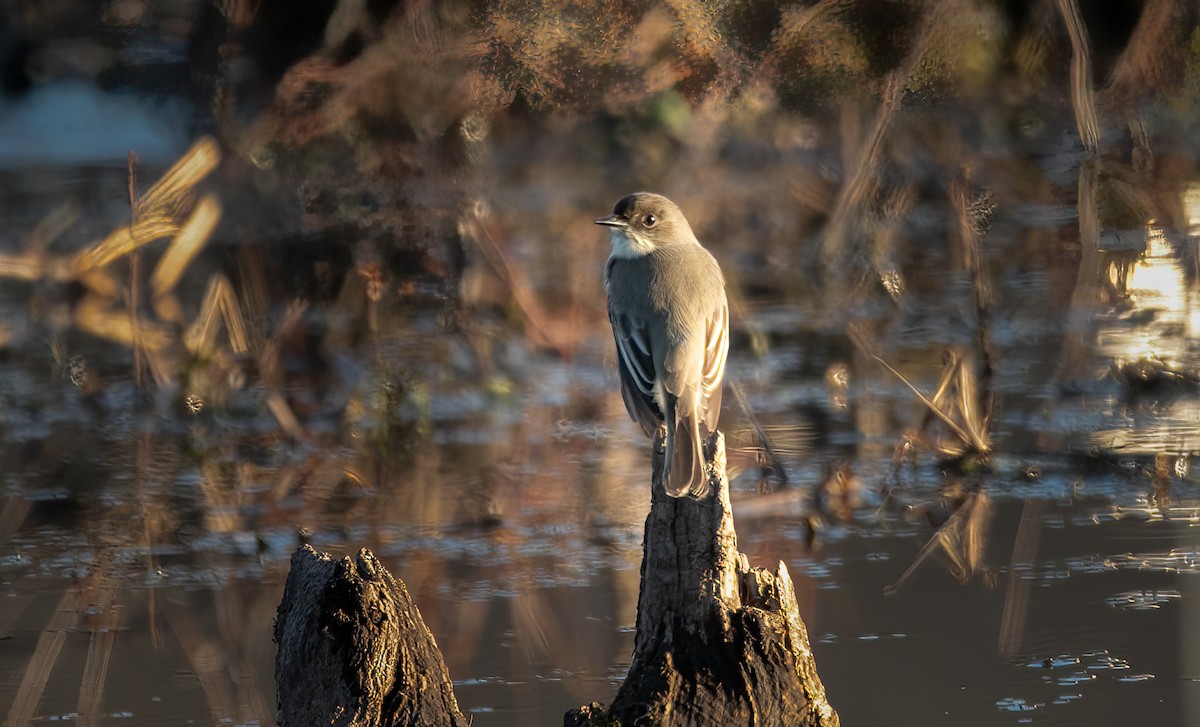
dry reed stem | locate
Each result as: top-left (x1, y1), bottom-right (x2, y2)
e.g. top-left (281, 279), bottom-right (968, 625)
top-left (1055, 0), bottom-right (1100, 153)
top-left (1077, 158), bottom-right (1100, 251)
top-left (258, 300), bottom-right (309, 385)
top-left (998, 499), bottom-right (1046, 659)
top-left (0, 203), bottom-right (78, 303)
top-left (182, 273), bottom-right (249, 356)
top-left (252, 300), bottom-right (310, 440)
top-left (214, 590), bottom-right (272, 725)
top-left (460, 203), bottom-right (571, 354)
top-left (151, 194), bottom-right (222, 298)
top-left (74, 294), bottom-right (173, 351)
top-left (199, 459), bottom-right (241, 533)
top-left (76, 579), bottom-right (121, 727)
top-left (138, 137), bottom-right (221, 218)
top-left (235, 247), bottom-right (271, 340)
top-left (151, 293), bottom-right (185, 325)
top-left (946, 178), bottom-right (996, 450)
top-left (1, 137), bottom-right (224, 388)
top-left (80, 268), bottom-right (122, 301)
top-left (950, 181), bottom-right (992, 312)
top-left (266, 390), bottom-right (309, 441)
top-left (70, 138), bottom-right (220, 275)
top-left (134, 430), bottom-right (163, 652)
top-left (926, 358), bottom-right (959, 413)
top-left (886, 489), bottom-right (992, 594)
top-left (955, 186), bottom-right (996, 391)
top-left (820, 77), bottom-right (898, 274)
top-left (71, 215), bottom-right (182, 274)
top-left (6, 587), bottom-right (91, 725)
top-left (142, 348), bottom-right (177, 389)
top-left (868, 351), bottom-right (986, 453)
top-left (932, 350), bottom-right (990, 456)
top-left (952, 353), bottom-right (990, 453)
top-left (958, 491), bottom-right (991, 579)
top-left (872, 183), bottom-right (916, 295)
top-left (163, 599), bottom-right (241, 724)
top-left (0, 252), bottom-right (73, 281)
top-left (1053, 158), bottom-right (1102, 383)
top-left (130, 150), bottom-right (145, 389)
top-left (24, 201), bottom-right (78, 253)
top-left (820, 0), bottom-right (950, 277)
top-left (76, 627), bottom-right (118, 727)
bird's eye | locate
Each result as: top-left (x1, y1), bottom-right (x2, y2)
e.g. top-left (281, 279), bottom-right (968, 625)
top-left (643, 214), bottom-right (657, 227)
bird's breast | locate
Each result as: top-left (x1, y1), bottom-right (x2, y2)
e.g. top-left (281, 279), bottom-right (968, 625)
top-left (607, 246), bottom-right (724, 341)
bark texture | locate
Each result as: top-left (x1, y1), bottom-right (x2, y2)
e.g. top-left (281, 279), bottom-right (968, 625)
top-left (587, 432), bottom-right (839, 727)
top-left (274, 545), bottom-right (467, 727)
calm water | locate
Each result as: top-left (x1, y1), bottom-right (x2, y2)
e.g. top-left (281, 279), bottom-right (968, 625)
top-left (3, 200), bottom-right (1200, 724)
top-left (5, 3), bottom-right (1200, 725)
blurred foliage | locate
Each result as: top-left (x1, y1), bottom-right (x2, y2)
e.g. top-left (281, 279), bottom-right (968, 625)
top-left (3, 0), bottom-right (1200, 462)
top-left (7, 3), bottom-right (1200, 722)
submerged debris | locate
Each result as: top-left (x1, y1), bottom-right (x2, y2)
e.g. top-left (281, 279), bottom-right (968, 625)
top-left (1110, 355), bottom-right (1200, 400)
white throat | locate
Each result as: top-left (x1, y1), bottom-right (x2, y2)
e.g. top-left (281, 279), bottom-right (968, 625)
top-left (608, 228), bottom-right (653, 259)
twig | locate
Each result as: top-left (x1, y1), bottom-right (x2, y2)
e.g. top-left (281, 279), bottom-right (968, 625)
top-left (869, 352), bottom-right (983, 452)
top-left (460, 203), bottom-right (566, 354)
top-left (730, 379), bottom-right (789, 488)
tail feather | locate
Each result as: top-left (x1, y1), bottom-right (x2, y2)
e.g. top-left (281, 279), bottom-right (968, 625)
top-left (666, 413), bottom-right (709, 498)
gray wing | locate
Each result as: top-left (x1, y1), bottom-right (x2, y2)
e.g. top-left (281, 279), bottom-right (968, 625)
top-left (663, 294), bottom-right (728, 429)
top-left (700, 297), bottom-right (729, 431)
top-left (610, 308), bottom-right (662, 436)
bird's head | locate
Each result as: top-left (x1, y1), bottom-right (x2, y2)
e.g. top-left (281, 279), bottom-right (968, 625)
top-left (596, 192), bottom-right (697, 258)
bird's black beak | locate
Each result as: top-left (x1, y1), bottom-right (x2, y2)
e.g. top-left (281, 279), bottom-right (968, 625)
top-left (595, 214), bottom-right (628, 227)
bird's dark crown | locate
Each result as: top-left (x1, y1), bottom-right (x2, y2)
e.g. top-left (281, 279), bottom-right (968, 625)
top-left (612, 192), bottom-right (675, 221)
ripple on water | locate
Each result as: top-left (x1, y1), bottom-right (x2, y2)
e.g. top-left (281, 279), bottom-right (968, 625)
top-left (1027, 656), bottom-right (1080, 669)
top-left (1087, 549), bottom-right (1200, 574)
top-left (1104, 588), bottom-right (1182, 610)
top-left (996, 697), bottom-right (1042, 713)
top-left (1021, 649), bottom-right (1155, 698)
top-left (1056, 673), bottom-right (1098, 687)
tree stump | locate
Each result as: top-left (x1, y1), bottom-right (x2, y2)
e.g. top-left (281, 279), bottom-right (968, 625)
top-left (274, 546), bottom-right (467, 727)
top-left (571, 432), bottom-right (839, 727)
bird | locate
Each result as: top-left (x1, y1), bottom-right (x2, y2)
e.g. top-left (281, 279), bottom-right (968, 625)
top-left (597, 192), bottom-right (729, 498)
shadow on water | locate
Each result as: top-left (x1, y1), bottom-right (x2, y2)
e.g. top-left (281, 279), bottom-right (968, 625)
top-left (3, 1), bottom-right (1200, 725)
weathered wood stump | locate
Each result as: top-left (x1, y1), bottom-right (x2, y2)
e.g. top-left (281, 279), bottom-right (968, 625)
top-left (274, 546), bottom-right (467, 727)
top-left (569, 432), bottom-right (839, 727)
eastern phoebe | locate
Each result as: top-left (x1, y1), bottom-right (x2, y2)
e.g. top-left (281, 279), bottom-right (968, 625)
top-left (597, 192), bottom-right (729, 498)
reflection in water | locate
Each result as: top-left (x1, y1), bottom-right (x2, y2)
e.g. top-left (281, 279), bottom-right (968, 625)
top-left (4, 2), bottom-right (1200, 725)
top-left (1088, 209), bottom-right (1200, 454)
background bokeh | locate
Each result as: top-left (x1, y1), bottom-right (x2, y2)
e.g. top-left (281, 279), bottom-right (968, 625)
top-left (3, 1), bottom-right (1200, 724)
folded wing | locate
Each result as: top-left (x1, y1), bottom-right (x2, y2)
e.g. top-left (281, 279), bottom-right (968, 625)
top-left (611, 310), bottom-right (662, 436)
top-left (700, 298), bottom-right (729, 432)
